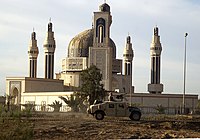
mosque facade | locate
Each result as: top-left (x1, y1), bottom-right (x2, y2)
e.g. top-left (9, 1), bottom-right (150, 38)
top-left (6, 3), bottom-right (198, 113)
top-left (56, 3), bottom-right (133, 94)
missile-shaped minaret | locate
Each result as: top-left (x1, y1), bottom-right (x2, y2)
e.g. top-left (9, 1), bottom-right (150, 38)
top-left (28, 31), bottom-right (39, 78)
top-left (43, 21), bottom-right (56, 79)
top-left (123, 35), bottom-right (134, 94)
top-left (148, 26), bottom-right (163, 94)
top-left (123, 36), bottom-right (134, 75)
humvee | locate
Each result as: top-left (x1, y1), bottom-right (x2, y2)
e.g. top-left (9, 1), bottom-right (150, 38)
top-left (87, 101), bottom-right (141, 121)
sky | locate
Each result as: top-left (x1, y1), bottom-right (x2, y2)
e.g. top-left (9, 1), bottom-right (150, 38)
top-left (0, 0), bottom-right (200, 97)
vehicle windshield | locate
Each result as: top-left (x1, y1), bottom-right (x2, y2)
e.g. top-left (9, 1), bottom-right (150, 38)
top-left (93, 100), bottom-right (103, 105)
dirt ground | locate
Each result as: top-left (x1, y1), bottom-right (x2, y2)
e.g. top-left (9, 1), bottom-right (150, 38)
top-left (31, 113), bottom-right (200, 139)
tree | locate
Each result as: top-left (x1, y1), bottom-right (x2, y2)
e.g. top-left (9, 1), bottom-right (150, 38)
top-left (6, 94), bottom-right (15, 112)
top-left (59, 93), bottom-right (82, 112)
top-left (80, 65), bottom-right (105, 105)
top-left (48, 100), bottom-right (62, 112)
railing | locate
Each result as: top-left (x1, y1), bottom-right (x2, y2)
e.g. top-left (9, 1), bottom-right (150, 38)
top-left (21, 105), bottom-right (71, 112)
top-left (5, 104), bottom-right (72, 112)
top-left (1, 104), bottom-right (199, 114)
top-left (32, 105), bottom-right (71, 112)
top-left (139, 106), bottom-right (197, 115)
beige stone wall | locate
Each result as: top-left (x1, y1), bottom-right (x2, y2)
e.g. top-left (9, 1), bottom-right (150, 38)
top-left (89, 47), bottom-right (112, 91)
top-left (126, 93), bottom-right (198, 114)
top-left (112, 59), bottom-right (122, 73)
top-left (112, 74), bottom-right (134, 94)
top-left (129, 93), bottom-right (198, 108)
top-left (21, 92), bottom-right (73, 105)
top-left (24, 78), bottom-right (64, 92)
top-left (58, 72), bottom-right (81, 87)
top-left (21, 92), bottom-right (73, 112)
top-left (6, 77), bottom-right (65, 105)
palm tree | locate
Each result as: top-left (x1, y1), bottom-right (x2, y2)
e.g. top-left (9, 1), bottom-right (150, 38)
top-left (59, 94), bottom-right (81, 112)
top-left (155, 104), bottom-right (166, 114)
top-left (48, 100), bottom-right (62, 112)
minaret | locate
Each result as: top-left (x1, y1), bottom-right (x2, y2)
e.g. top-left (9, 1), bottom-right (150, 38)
top-left (89, 3), bottom-right (112, 91)
top-left (93, 2), bottom-right (112, 48)
top-left (123, 36), bottom-right (134, 94)
top-left (148, 26), bottom-right (163, 94)
top-left (28, 31), bottom-right (39, 78)
top-left (43, 21), bottom-right (56, 79)
top-left (123, 36), bottom-right (134, 76)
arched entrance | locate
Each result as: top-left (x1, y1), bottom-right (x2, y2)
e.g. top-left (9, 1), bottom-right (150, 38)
top-left (11, 87), bottom-right (19, 104)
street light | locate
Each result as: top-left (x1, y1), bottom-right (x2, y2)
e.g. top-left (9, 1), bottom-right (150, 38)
top-left (183, 32), bottom-right (188, 114)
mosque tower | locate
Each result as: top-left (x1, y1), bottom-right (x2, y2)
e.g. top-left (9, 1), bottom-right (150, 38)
top-left (43, 21), bottom-right (56, 79)
top-left (148, 26), bottom-right (163, 94)
top-left (89, 3), bottom-right (113, 91)
top-left (28, 31), bottom-right (39, 78)
top-left (123, 35), bottom-right (134, 94)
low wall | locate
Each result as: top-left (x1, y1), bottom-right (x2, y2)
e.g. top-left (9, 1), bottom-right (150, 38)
top-left (125, 93), bottom-right (198, 114)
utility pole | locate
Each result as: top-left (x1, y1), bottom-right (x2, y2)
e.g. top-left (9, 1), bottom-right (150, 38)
top-left (183, 32), bottom-right (188, 114)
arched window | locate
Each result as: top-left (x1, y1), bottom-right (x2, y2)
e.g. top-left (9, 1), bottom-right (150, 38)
top-left (96, 18), bottom-right (106, 44)
top-left (98, 25), bottom-right (104, 43)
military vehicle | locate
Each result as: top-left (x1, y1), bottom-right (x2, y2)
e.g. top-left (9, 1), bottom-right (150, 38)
top-left (87, 101), bottom-right (141, 121)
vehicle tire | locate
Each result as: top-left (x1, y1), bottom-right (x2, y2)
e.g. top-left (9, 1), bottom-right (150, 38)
top-left (129, 111), bottom-right (141, 121)
top-left (95, 111), bottom-right (104, 120)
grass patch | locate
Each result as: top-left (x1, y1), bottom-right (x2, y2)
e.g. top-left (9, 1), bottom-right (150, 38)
top-left (0, 104), bottom-right (34, 140)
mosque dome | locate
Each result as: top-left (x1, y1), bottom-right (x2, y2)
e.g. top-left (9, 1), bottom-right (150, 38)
top-left (99, 3), bottom-right (110, 12)
top-left (67, 29), bottom-right (116, 58)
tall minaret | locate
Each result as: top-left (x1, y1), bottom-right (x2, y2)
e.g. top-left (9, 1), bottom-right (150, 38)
top-left (89, 3), bottom-right (113, 91)
top-left (43, 21), bottom-right (56, 79)
top-left (148, 26), bottom-right (163, 94)
top-left (123, 36), bottom-right (134, 94)
top-left (28, 31), bottom-right (39, 78)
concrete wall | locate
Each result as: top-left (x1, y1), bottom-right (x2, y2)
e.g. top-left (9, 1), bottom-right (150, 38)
top-left (112, 74), bottom-right (134, 94)
top-left (126, 93), bottom-right (198, 114)
top-left (21, 92), bottom-right (73, 112)
top-left (21, 92), bottom-right (73, 105)
top-left (57, 72), bottom-right (81, 87)
top-left (6, 77), bottom-right (65, 105)
top-left (24, 77), bottom-right (64, 92)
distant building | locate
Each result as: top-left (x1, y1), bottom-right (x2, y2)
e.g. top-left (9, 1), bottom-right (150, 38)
top-left (5, 2), bottom-right (198, 113)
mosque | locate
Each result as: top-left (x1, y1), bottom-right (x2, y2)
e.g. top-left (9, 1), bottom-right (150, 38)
top-left (6, 3), bottom-right (198, 113)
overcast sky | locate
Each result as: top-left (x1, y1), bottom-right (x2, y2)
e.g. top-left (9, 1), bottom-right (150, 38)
top-left (0, 0), bottom-right (200, 97)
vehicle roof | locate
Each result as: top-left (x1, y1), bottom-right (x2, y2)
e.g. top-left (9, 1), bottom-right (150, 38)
top-left (104, 101), bottom-right (127, 104)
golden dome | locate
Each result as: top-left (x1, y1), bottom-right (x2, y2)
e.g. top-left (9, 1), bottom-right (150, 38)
top-left (67, 29), bottom-right (116, 58)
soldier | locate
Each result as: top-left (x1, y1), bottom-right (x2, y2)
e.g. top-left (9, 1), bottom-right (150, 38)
top-left (108, 92), bottom-right (114, 101)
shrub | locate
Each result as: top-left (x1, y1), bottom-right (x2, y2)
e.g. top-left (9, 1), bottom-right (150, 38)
top-left (155, 104), bottom-right (166, 114)
top-left (48, 100), bottom-right (62, 112)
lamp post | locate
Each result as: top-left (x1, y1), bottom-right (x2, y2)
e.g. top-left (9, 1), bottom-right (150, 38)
top-left (183, 32), bottom-right (188, 114)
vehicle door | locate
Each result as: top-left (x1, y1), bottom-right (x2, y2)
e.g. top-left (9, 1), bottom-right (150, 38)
top-left (116, 103), bottom-right (126, 117)
top-left (105, 103), bottom-right (116, 116)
